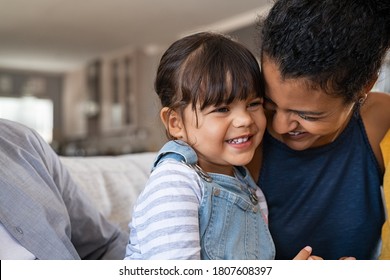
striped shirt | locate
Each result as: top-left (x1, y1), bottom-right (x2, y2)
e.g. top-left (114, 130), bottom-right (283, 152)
top-left (125, 159), bottom-right (202, 259)
top-left (125, 159), bottom-right (268, 260)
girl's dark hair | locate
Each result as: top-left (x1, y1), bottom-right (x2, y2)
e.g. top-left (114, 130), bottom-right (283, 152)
top-left (155, 32), bottom-right (263, 114)
top-left (259, 0), bottom-right (390, 103)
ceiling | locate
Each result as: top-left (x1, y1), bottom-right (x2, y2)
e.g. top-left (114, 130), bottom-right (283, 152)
top-left (0, 0), bottom-right (272, 73)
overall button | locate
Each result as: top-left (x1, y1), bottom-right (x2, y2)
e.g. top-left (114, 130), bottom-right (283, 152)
top-left (192, 164), bottom-right (212, 182)
top-left (250, 193), bottom-right (259, 205)
top-left (213, 188), bottom-right (221, 196)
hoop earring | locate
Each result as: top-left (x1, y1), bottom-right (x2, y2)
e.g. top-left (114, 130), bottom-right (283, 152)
top-left (358, 93), bottom-right (368, 105)
top-left (354, 94), bottom-right (368, 114)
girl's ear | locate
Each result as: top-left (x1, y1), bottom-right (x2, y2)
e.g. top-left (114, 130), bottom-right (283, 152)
top-left (160, 107), bottom-right (185, 139)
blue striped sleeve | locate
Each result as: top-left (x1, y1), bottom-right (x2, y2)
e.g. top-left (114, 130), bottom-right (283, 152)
top-left (125, 160), bottom-right (203, 259)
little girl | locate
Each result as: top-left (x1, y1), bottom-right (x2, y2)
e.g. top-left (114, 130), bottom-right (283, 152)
top-left (124, 32), bottom-right (314, 260)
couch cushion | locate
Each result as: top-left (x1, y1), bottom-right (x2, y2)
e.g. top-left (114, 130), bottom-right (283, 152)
top-left (60, 152), bottom-right (156, 232)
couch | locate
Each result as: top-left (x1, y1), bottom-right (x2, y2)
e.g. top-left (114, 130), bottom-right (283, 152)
top-left (59, 152), bottom-right (157, 232)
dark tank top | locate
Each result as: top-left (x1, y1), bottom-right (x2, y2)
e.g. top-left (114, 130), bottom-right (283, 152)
top-left (259, 113), bottom-right (384, 259)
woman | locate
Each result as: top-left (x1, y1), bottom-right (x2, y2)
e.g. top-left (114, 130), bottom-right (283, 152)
top-left (249, 0), bottom-right (390, 259)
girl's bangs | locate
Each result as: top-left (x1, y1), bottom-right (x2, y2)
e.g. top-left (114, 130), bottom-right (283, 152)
top-left (181, 57), bottom-right (260, 110)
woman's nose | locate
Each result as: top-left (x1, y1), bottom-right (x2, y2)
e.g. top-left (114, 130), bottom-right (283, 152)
top-left (270, 110), bottom-right (299, 134)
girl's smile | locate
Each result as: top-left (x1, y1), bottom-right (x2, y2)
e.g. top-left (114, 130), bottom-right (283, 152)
top-left (180, 97), bottom-right (266, 175)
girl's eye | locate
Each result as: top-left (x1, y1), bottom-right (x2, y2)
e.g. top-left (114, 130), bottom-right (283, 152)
top-left (248, 100), bottom-right (262, 108)
top-left (213, 107), bottom-right (229, 113)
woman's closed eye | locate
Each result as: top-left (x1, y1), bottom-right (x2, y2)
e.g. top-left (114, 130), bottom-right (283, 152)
top-left (297, 112), bottom-right (320, 121)
top-left (263, 98), bottom-right (276, 111)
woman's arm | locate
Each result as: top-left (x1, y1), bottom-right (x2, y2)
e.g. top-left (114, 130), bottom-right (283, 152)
top-left (361, 91), bottom-right (390, 172)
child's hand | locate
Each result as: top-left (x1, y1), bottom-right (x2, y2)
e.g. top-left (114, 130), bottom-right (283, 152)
top-left (293, 246), bottom-right (322, 260)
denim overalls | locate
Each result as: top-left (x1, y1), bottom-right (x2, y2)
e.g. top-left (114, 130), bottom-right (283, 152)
top-left (152, 140), bottom-right (275, 260)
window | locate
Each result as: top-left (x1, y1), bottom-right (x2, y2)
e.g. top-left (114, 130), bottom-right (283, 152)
top-left (0, 96), bottom-right (53, 143)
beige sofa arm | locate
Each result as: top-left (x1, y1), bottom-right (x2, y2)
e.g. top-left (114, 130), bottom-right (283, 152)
top-left (60, 152), bottom-right (156, 232)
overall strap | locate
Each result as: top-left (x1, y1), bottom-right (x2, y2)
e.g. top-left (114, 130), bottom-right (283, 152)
top-left (152, 140), bottom-right (212, 182)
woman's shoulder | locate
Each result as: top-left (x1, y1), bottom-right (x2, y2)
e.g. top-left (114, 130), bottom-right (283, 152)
top-left (361, 91), bottom-right (390, 171)
top-left (365, 91), bottom-right (390, 109)
top-left (366, 91), bottom-right (390, 106)
top-left (362, 91), bottom-right (390, 133)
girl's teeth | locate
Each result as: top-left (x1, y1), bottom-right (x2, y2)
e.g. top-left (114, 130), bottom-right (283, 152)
top-left (229, 137), bottom-right (248, 144)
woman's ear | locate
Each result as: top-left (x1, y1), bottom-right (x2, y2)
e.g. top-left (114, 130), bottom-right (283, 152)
top-left (160, 107), bottom-right (185, 139)
top-left (364, 74), bottom-right (379, 93)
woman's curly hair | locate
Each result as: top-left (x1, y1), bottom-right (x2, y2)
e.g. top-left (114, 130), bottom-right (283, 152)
top-left (259, 0), bottom-right (390, 103)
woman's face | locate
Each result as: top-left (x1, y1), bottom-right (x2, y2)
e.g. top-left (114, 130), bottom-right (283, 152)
top-left (261, 58), bottom-right (355, 151)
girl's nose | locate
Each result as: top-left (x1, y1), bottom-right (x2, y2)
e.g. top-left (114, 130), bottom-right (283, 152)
top-left (232, 110), bottom-right (254, 128)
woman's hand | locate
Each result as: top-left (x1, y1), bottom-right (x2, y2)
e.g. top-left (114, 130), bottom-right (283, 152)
top-left (293, 246), bottom-right (356, 260)
top-left (293, 246), bottom-right (323, 260)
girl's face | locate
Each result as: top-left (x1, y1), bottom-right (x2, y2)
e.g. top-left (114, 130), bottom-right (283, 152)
top-left (261, 58), bottom-right (355, 151)
top-left (181, 95), bottom-right (266, 176)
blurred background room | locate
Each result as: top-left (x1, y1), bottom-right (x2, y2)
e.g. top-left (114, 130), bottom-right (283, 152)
top-left (0, 0), bottom-right (389, 156)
